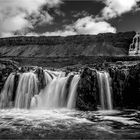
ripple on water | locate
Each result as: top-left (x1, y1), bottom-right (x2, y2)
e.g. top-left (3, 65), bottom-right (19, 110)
top-left (0, 109), bottom-right (140, 139)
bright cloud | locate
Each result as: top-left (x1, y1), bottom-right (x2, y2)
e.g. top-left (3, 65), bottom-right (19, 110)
top-left (101, 0), bottom-right (140, 19)
top-left (74, 16), bottom-right (116, 34)
top-left (0, 0), bottom-right (62, 37)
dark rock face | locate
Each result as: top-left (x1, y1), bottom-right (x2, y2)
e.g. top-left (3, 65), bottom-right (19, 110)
top-left (107, 63), bottom-right (140, 109)
top-left (35, 67), bottom-right (46, 91)
top-left (76, 67), bottom-right (99, 111)
top-left (76, 62), bottom-right (140, 110)
top-left (0, 59), bottom-right (18, 92)
top-left (0, 31), bottom-right (136, 57)
top-left (120, 64), bottom-right (140, 108)
top-left (12, 73), bottom-right (20, 102)
top-left (109, 66), bottom-right (130, 108)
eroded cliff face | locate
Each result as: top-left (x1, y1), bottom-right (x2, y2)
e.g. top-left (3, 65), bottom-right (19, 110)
top-left (75, 62), bottom-right (140, 110)
top-left (0, 59), bottom-right (18, 92)
top-left (0, 31), bottom-right (136, 57)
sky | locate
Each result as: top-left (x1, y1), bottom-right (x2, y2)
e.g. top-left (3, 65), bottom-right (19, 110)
top-left (0, 0), bottom-right (140, 37)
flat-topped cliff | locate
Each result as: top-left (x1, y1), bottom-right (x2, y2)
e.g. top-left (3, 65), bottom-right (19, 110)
top-left (0, 31), bottom-right (136, 57)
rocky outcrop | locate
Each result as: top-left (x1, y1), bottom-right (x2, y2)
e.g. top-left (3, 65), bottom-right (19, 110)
top-left (109, 63), bottom-right (140, 109)
top-left (76, 62), bottom-right (140, 110)
top-left (0, 31), bottom-right (136, 57)
top-left (76, 67), bottom-right (99, 110)
top-left (35, 67), bottom-right (46, 90)
top-left (0, 59), bottom-right (18, 92)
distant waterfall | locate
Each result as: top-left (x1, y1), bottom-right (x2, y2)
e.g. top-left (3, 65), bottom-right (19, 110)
top-left (129, 33), bottom-right (140, 56)
top-left (15, 72), bottom-right (38, 109)
top-left (97, 71), bottom-right (113, 110)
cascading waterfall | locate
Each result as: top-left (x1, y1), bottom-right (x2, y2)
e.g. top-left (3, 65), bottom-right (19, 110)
top-left (67, 75), bottom-right (80, 109)
top-left (30, 71), bottom-right (80, 109)
top-left (97, 71), bottom-right (113, 110)
top-left (15, 72), bottom-right (38, 109)
top-left (129, 33), bottom-right (140, 56)
top-left (0, 73), bottom-right (15, 108)
top-left (0, 69), bottom-right (80, 110)
top-left (0, 67), bottom-right (113, 111)
top-left (33, 76), bottom-right (67, 109)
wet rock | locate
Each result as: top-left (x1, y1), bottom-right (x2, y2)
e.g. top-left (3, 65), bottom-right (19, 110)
top-left (107, 62), bottom-right (140, 109)
top-left (76, 67), bottom-right (99, 111)
top-left (76, 62), bottom-right (140, 110)
top-left (12, 72), bottom-right (20, 102)
top-left (35, 67), bottom-right (46, 91)
top-left (0, 59), bottom-right (18, 93)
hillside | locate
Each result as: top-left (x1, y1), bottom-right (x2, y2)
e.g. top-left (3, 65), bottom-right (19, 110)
top-left (0, 31), bottom-right (136, 57)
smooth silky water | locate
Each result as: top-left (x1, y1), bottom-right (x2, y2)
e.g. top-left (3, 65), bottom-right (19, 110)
top-left (0, 69), bottom-right (140, 139)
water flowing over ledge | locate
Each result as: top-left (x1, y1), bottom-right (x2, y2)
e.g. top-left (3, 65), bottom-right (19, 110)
top-left (0, 67), bottom-right (113, 111)
top-left (0, 62), bottom-right (140, 139)
top-left (1, 61), bottom-right (140, 110)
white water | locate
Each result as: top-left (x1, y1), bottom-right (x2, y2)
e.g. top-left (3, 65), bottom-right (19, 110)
top-left (0, 73), bottom-right (15, 108)
top-left (97, 71), bottom-right (113, 110)
top-left (0, 69), bottom-right (80, 110)
top-left (31, 72), bottom-right (80, 109)
top-left (15, 72), bottom-right (38, 109)
top-left (67, 75), bottom-right (80, 109)
top-left (0, 69), bottom-right (113, 110)
top-left (129, 33), bottom-right (140, 56)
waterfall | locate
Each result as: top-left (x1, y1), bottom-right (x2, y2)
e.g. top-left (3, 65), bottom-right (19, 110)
top-left (97, 71), bottom-right (113, 110)
top-left (0, 73), bottom-right (15, 108)
top-left (36, 77), bottom-right (68, 109)
top-left (30, 72), bottom-right (79, 109)
top-left (0, 68), bottom-right (114, 110)
top-left (129, 33), bottom-right (140, 56)
top-left (0, 68), bottom-right (80, 110)
top-left (67, 75), bottom-right (80, 109)
top-left (15, 72), bottom-right (38, 109)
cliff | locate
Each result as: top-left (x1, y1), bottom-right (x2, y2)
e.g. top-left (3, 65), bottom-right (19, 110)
top-left (76, 62), bottom-right (140, 110)
top-left (0, 31), bottom-right (136, 57)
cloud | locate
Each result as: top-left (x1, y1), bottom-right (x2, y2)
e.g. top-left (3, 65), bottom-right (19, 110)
top-left (49, 0), bottom-right (140, 36)
top-left (73, 16), bottom-right (116, 34)
top-left (47, 16), bottom-right (116, 36)
top-left (26, 29), bottom-right (76, 37)
top-left (72, 11), bottom-right (90, 18)
top-left (0, 0), bottom-right (62, 37)
top-left (1, 0), bottom-right (139, 37)
top-left (101, 0), bottom-right (140, 19)
top-left (43, 30), bottom-right (77, 36)
top-left (26, 16), bottom-right (116, 37)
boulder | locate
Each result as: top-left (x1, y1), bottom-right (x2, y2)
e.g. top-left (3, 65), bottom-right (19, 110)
top-left (76, 67), bottom-right (99, 110)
